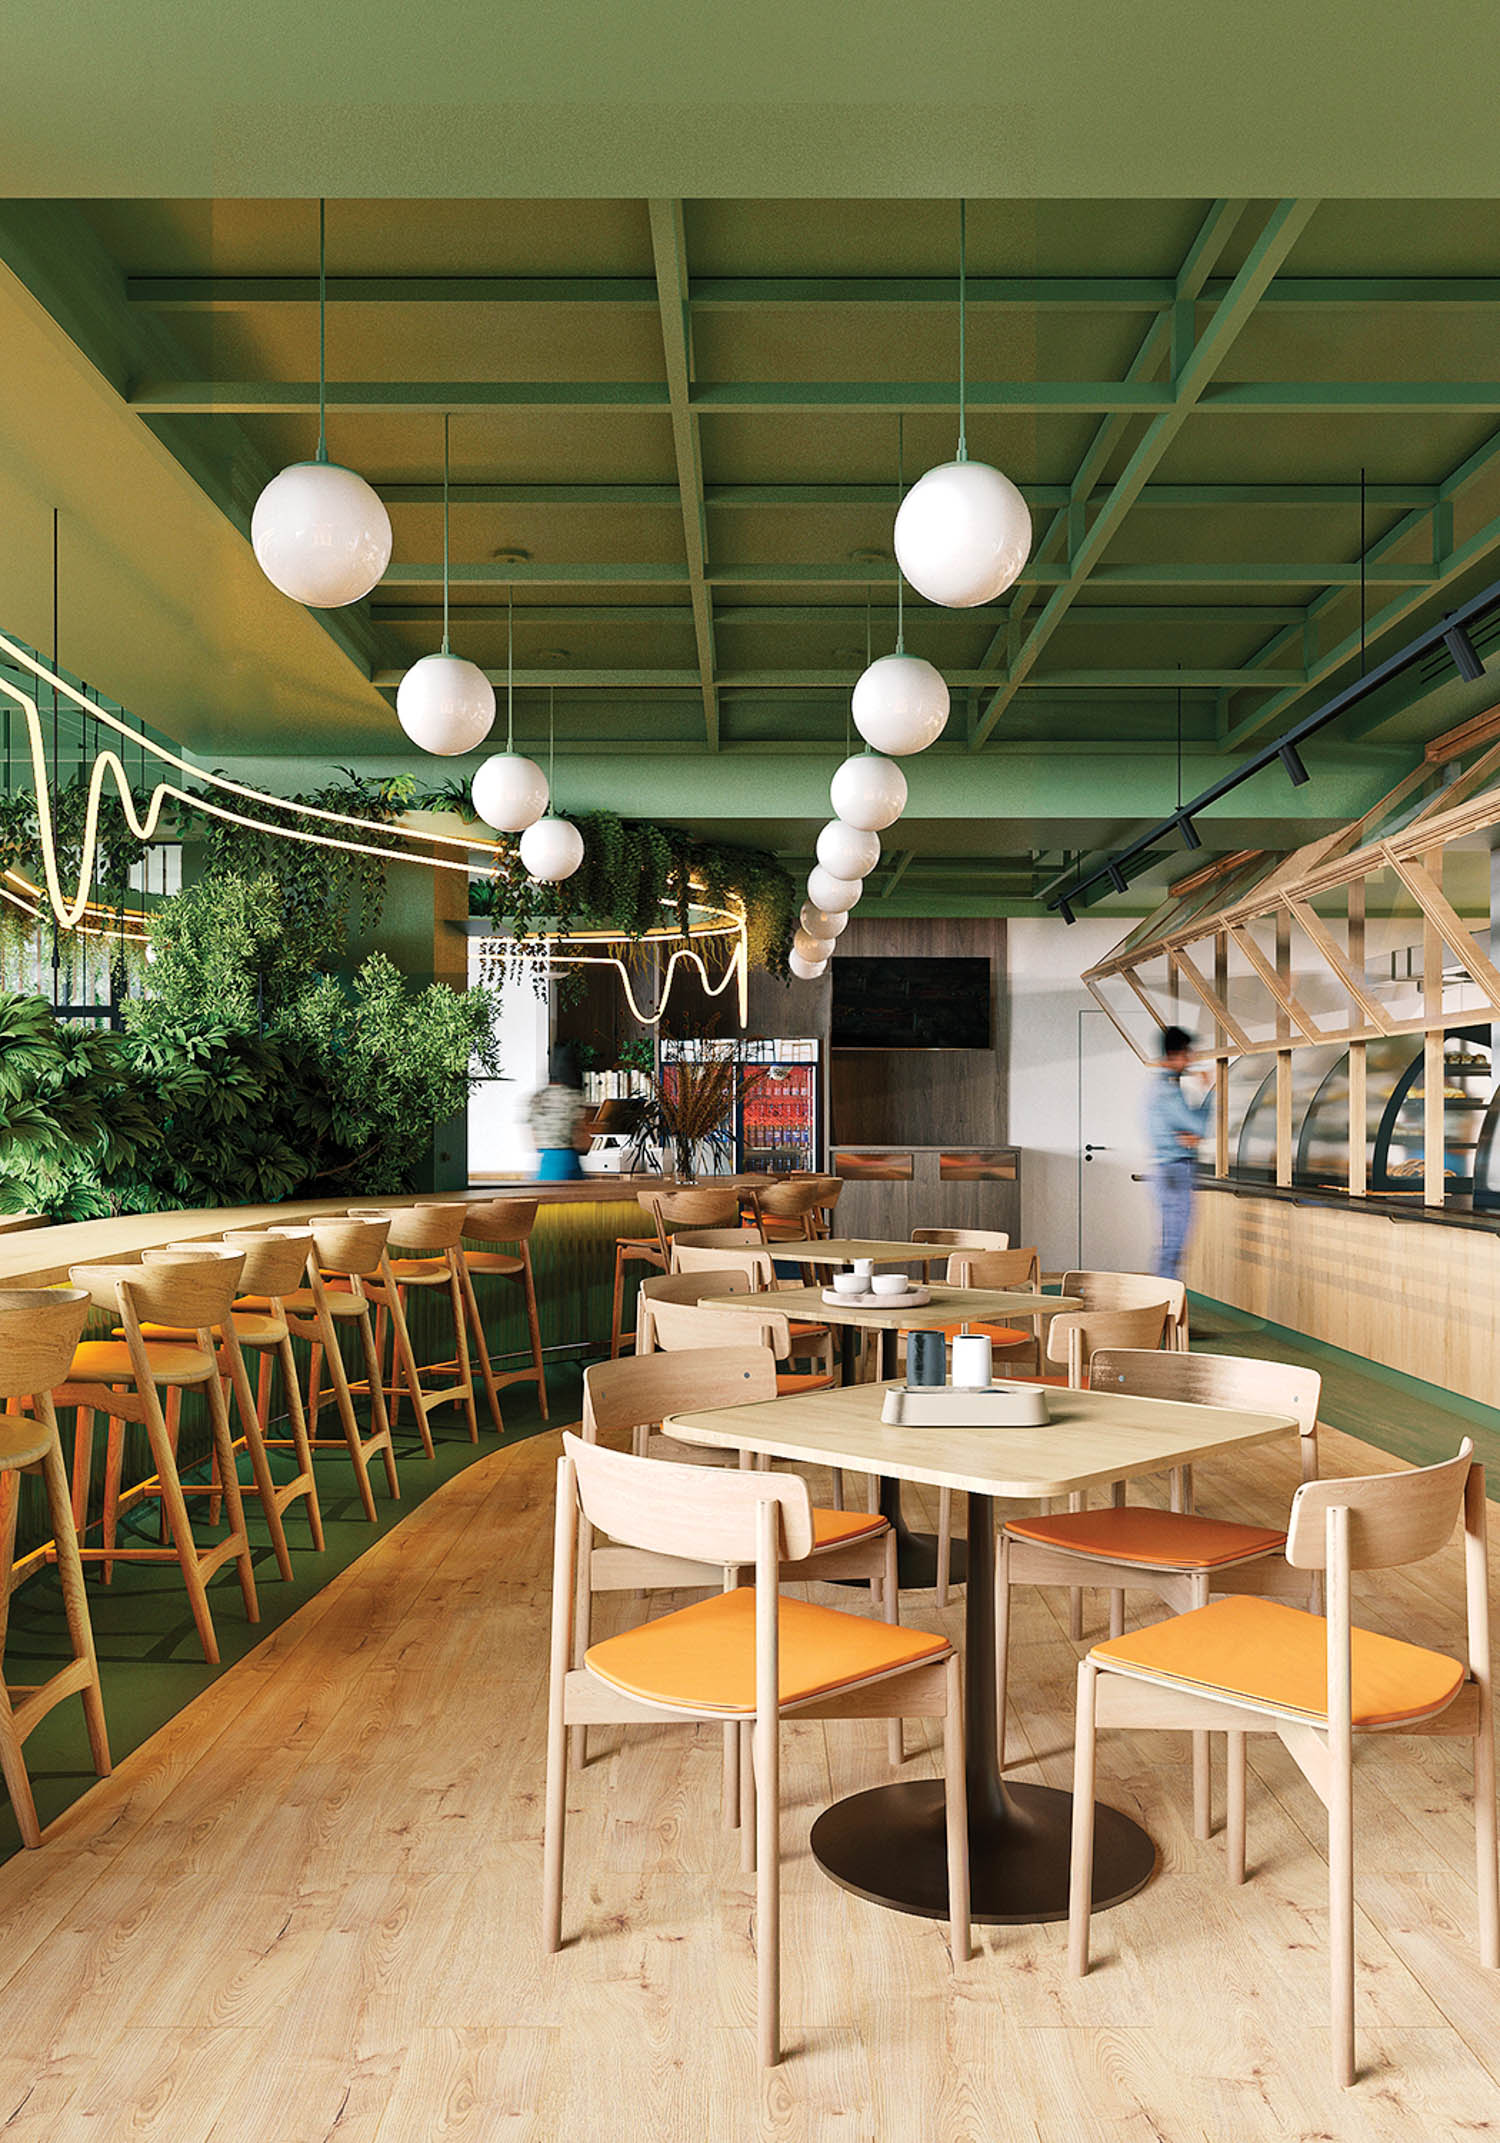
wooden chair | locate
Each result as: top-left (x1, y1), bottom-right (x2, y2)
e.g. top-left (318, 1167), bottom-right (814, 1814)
top-left (669, 1226), bottom-right (769, 1253)
top-left (645, 1297), bottom-right (837, 1398)
top-left (62, 1254), bottom-right (260, 1665)
top-left (359, 1203), bottom-right (501, 1445)
top-left (634, 1267), bottom-right (751, 1358)
top-left (803, 1174), bottom-right (843, 1237)
top-left (454, 1197), bottom-right (548, 1421)
top-left (608, 1192), bottom-right (673, 1360)
top-left (909, 1226), bottom-right (1010, 1280)
top-left (747, 1178), bottom-right (826, 1241)
top-left (998, 1347), bottom-right (1322, 1837)
top-left (544, 1432), bottom-right (969, 2065)
top-left (0, 1288), bottom-right (110, 1845)
top-left (273, 1217), bottom-right (400, 1523)
top-left (580, 1348), bottom-right (902, 1774)
top-left (1060, 1269), bottom-right (1190, 1351)
top-left (1068, 1441), bottom-right (1498, 2088)
top-left (669, 1240), bottom-right (834, 1380)
top-left (214, 1229), bottom-right (326, 1555)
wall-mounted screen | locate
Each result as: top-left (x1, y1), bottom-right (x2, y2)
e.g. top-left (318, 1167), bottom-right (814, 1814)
top-left (830, 958), bottom-right (992, 1050)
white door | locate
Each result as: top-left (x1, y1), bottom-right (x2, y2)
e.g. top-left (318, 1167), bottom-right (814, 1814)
top-left (1077, 1006), bottom-right (1158, 1273)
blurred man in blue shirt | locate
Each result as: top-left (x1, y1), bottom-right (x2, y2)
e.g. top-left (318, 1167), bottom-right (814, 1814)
top-left (1146, 1025), bottom-right (1216, 1280)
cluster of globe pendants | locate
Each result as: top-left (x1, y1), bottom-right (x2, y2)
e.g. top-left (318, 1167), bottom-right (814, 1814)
top-left (790, 456), bottom-right (1031, 979)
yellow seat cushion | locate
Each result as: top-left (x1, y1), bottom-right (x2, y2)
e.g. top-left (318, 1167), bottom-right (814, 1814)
top-left (810, 1506), bottom-right (887, 1549)
top-left (898, 1322), bottom-right (1029, 1349)
top-left (586, 1586), bottom-right (947, 1714)
top-left (267, 1288), bottom-right (366, 1321)
top-left (385, 1257), bottom-right (450, 1285)
top-left (464, 1249), bottom-right (523, 1275)
top-left (131, 1313), bottom-right (286, 1347)
top-left (1006, 1506), bottom-right (1287, 1570)
top-left (776, 1371), bottom-right (838, 1395)
top-left (66, 1339), bottom-right (214, 1387)
top-left (1090, 1595), bottom-right (1465, 1728)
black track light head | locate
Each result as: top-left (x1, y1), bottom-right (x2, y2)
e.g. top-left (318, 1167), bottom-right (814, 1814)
top-left (1058, 897), bottom-right (1075, 925)
top-left (1106, 859), bottom-right (1127, 894)
top-left (1178, 814), bottom-right (1202, 850)
top-left (1278, 742), bottom-right (1310, 788)
top-left (1442, 620), bottom-right (1485, 683)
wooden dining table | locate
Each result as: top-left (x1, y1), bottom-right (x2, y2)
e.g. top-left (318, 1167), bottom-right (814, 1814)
top-left (663, 1374), bottom-right (1298, 1928)
top-left (705, 1280), bottom-right (1079, 1589)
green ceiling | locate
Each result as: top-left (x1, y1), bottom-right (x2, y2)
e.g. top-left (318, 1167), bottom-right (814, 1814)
top-left (5, 191), bottom-right (1500, 916)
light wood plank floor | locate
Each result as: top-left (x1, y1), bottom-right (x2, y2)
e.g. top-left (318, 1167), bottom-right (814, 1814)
top-left (2, 1418), bottom-right (1497, 2141)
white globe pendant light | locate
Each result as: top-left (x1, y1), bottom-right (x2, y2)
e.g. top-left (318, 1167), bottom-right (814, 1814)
top-left (801, 900), bottom-right (848, 938)
top-left (788, 949), bottom-right (827, 982)
top-left (520, 814), bottom-right (585, 883)
top-left (851, 652), bottom-right (948, 756)
top-left (473, 751), bottom-right (549, 833)
top-left (470, 588), bottom-right (548, 830)
top-left (894, 459), bottom-right (1031, 610)
top-left (794, 927), bottom-right (836, 964)
top-left (517, 686), bottom-right (583, 882)
top-left (808, 864), bottom-right (862, 914)
top-left (891, 201), bottom-right (1030, 610)
top-left (396, 415), bottom-right (494, 754)
top-left (251, 203), bottom-right (392, 609)
top-left (816, 819), bottom-right (880, 881)
top-left (830, 752), bottom-right (907, 832)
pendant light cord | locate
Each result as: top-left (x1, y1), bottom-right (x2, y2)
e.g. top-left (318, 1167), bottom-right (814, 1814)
top-left (547, 686), bottom-right (556, 802)
top-left (316, 199), bottom-right (328, 466)
top-left (896, 414), bottom-right (905, 655)
top-left (441, 412), bottom-right (451, 655)
top-left (505, 586), bottom-right (515, 750)
top-left (956, 198), bottom-right (968, 465)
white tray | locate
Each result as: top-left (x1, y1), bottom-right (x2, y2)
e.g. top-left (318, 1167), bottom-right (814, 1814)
top-left (821, 1285), bottom-right (932, 1309)
top-left (881, 1382), bottom-right (1051, 1427)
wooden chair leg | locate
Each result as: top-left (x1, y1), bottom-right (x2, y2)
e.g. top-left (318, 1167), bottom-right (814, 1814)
top-left (101, 1414), bottom-right (126, 1581)
top-left (723, 1721), bottom-right (739, 1827)
top-left (382, 1285), bottom-right (435, 1462)
top-left (37, 1398), bottom-right (110, 1780)
top-left (306, 1343), bottom-right (324, 1438)
top-left (1108, 1585), bottom-right (1126, 1640)
top-left (936, 1488), bottom-right (953, 1607)
top-left (754, 1707), bottom-right (780, 2066)
top-left (521, 1244), bottom-right (548, 1418)
top-left (69, 1407), bottom-right (94, 1541)
top-left (447, 1259), bottom-right (481, 1444)
top-left (139, 1384), bottom-right (221, 1665)
top-left (610, 1248), bottom-right (628, 1360)
top-left (739, 1719), bottom-right (755, 1873)
top-left (201, 1370), bottom-right (259, 1627)
top-left (222, 1337), bottom-right (294, 1583)
top-left (321, 1319), bottom-right (379, 1523)
top-left (355, 1311), bottom-right (403, 1496)
top-left (1191, 1573), bottom-right (1212, 1840)
top-left (942, 1652), bottom-right (970, 1966)
top-left (1068, 1660), bottom-right (1099, 1975)
top-left (829, 1469), bottom-right (845, 1511)
top-left (456, 1254), bottom-right (505, 1436)
top-left (1067, 1490), bottom-right (1086, 1643)
top-left (1226, 1729), bottom-right (1247, 1885)
top-left (276, 1337), bottom-right (325, 1552)
top-left (0, 1469), bottom-right (38, 1846)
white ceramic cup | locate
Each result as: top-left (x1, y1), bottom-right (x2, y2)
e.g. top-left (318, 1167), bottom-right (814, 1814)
top-left (951, 1333), bottom-right (994, 1390)
top-left (852, 1258), bottom-right (875, 1281)
top-left (833, 1272), bottom-right (863, 1296)
top-left (871, 1272), bottom-right (910, 1297)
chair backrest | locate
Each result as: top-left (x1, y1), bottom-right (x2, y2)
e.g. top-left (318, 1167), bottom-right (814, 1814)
top-left (635, 1267), bottom-right (752, 1352)
top-left (752, 1179), bottom-right (823, 1233)
top-left (70, 1253), bottom-right (246, 1332)
top-left (368, 1203), bottom-right (468, 1253)
top-left (582, 1346), bottom-right (778, 1442)
top-left (670, 1242), bottom-right (777, 1288)
top-left (647, 1295), bottom-right (791, 1359)
top-left (913, 1227), bottom-right (1011, 1252)
top-left (1285, 1440), bottom-right (1474, 1570)
top-left (944, 1247), bottom-right (1040, 1291)
top-left (1088, 1347), bottom-right (1321, 1442)
top-left (457, 1197), bottom-right (539, 1246)
top-left (671, 1226), bottom-right (768, 1252)
top-left (1045, 1301), bottom-right (1170, 1385)
top-left (642, 1186), bottom-right (745, 1258)
top-left (220, 1228), bottom-right (317, 1299)
top-left (1062, 1269), bottom-right (1189, 1344)
top-left (562, 1428), bottom-right (814, 1564)
top-left (309, 1215), bottom-right (391, 1277)
top-left (0, 1287), bottom-right (91, 1400)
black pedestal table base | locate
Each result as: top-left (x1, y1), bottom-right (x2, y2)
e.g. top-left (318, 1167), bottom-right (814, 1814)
top-left (811, 1478), bottom-right (1157, 1926)
top-left (831, 1322), bottom-right (970, 1592)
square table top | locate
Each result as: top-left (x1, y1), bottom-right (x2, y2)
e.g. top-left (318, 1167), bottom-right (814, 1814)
top-left (754, 1238), bottom-right (958, 1266)
top-left (707, 1281), bottom-right (1075, 1332)
top-left (663, 1375), bottom-right (1298, 1501)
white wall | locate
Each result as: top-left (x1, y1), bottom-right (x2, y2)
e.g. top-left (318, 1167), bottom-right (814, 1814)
top-left (467, 947), bottom-right (550, 1180)
top-left (1007, 917), bottom-right (1157, 1273)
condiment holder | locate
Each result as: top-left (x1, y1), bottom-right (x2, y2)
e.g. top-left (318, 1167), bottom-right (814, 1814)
top-left (881, 1381), bottom-right (1051, 1427)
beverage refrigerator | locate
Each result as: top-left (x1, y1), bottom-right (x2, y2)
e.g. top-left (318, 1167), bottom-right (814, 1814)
top-left (656, 1036), bottom-right (823, 1175)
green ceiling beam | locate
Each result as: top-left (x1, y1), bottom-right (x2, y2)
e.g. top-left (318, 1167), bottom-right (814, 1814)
top-left (372, 600), bottom-right (1309, 627)
top-left (648, 200), bottom-right (718, 750)
top-left (126, 274), bottom-right (1500, 312)
top-left (370, 663), bottom-right (1306, 691)
top-left (373, 478), bottom-right (1439, 511)
top-left (974, 198), bottom-right (1321, 752)
top-left (878, 852), bottom-right (917, 901)
top-left (379, 558), bottom-right (1435, 590)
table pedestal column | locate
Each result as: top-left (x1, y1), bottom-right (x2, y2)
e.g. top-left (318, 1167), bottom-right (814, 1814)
top-left (810, 1489), bottom-right (1156, 1924)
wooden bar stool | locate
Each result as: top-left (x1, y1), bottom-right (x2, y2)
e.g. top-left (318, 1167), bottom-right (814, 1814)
top-left (61, 1254), bottom-right (259, 1666)
top-left (360, 1204), bottom-right (499, 1445)
top-left (610, 1188), bottom-right (742, 1358)
top-left (0, 1287), bottom-right (111, 1847)
top-left (440, 1196), bottom-right (548, 1425)
top-left (277, 1218), bottom-right (400, 1523)
top-left (609, 1194), bottom-right (670, 1359)
top-left (211, 1230), bottom-right (326, 1554)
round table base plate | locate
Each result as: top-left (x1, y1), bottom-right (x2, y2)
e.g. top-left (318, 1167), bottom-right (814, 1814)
top-left (810, 1778), bottom-right (1155, 1926)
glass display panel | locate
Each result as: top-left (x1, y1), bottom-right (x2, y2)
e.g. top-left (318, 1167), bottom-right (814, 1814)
top-left (1374, 1026), bottom-right (1493, 1200)
top-left (833, 1150), bottom-right (913, 1181)
top-left (938, 1150), bottom-right (1017, 1181)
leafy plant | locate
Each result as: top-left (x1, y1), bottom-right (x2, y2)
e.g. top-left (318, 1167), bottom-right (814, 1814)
top-left (644, 1057), bottom-right (762, 1180)
top-left (0, 998), bottom-right (166, 1220)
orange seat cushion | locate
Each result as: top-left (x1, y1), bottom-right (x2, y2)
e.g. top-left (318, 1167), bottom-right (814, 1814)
top-left (787, 1320), bottom-right (829, 1341)
top-left (898, 1323), bottom-right (1029, 1349)
top-left (1091, 1595), bottom-right (1465, 1728)
top-left (131, 1313), bottom-right (286, 1347)
top-left (269, 1288), bottom-right (365, 1321)
top-left (464, 1250), bottom-right (523, 1276)
top-left (65, 1339), bottom-right (214, 1387)
top-left (1006, 1507), bottom-right (1287, 1570)
top-left (586, 1586), bottom-right (947, 1714)
top-left (776, 1371), bottom-right (838, 1395)
top-left (385, 1257), bottom-right (450, 1284)
top-left (810, 1507), bottom-right (887, 1548)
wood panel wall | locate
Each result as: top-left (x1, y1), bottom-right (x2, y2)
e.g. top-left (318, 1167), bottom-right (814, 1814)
top-left (829, 916), bottom-right (1007, 1145)
top-left (1188, 1187), bottom-right (1500, 1409)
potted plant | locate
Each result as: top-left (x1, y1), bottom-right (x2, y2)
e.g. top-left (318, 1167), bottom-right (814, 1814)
top-left (642, 1057), bottom-right (762, 1182)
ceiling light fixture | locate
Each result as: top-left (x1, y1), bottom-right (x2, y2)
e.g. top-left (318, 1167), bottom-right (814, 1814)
top-left (807, 864), bottom-right (863, 914)
top-left (830, 751), bottom-right (907, 831)
top-left (1278, 741), bottom-right (1310, 788)
top-left (1443, 618), bottom-right (1485, 682)
top-left (851, 417), bottom-right (950, 755)
top-left (518, 687), bottom-right (584, 882)
top-left (396, 414), bottom-right (496, 755)
top-left (471, 588), bottom-right (550, 832)
top-left (815, 820), bottom-right (880, 881)
top-left (250, 201), bottom-right (392, 608)
top-left (892, 201), bottom-right (1031, 609)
